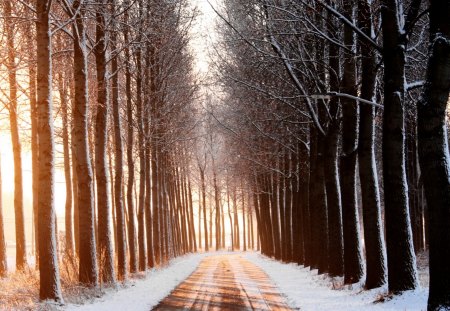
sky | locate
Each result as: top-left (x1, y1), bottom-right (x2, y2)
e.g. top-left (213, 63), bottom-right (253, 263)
top-left (190, 0), bottom-right (220, 74)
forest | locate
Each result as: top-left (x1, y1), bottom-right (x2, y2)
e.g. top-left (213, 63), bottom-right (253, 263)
top-left (0, 0), bottom-right (449, 310)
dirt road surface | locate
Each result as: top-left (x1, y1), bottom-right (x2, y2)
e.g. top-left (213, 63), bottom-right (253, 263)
top-left (152, 254), bottom-right (293, 310)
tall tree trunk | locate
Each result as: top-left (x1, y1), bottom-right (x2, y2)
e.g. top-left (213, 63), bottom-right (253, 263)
top-left (95, 5), bottom-right (115, 284)
top-left (146, 137), bottom-right (155, 268)
top-left (149, 43), bottom-right (160, 266)
top-left (59, 73), bottom-right (74, 257)
top-left (213, 159), bottom-right (221, 250)
top-left (270, 173), bottom-right (281, 259)
top-left (73, 0), bottom-right (98, 286)
top-left (357, 0), bottom-right (387, 289)
top-left (227, 181), bottom-right (234, 250)
top-left (72, 145), bottom-right (79, 256)
top-left (417, 1), bottom-right (450, 308)
top-left (279, 173), bottom-right (286, 260)
top-left (284, 160), bottom-right (292, 262)
top-left (316, 131), bottom-right (328, 274)
top-left (298, 140), bottom-right (308, 265)
top-left (340, 0), bottom-right (363, 284)
top-left (109, 142), bottom-right (117, 253)
top-left (26, 23), bottom-right (40, 265)
top-left (162, 161), bottom-right (170, 262)
top-left (200, 167), bottom-right (208, 251)
top-left (209, 196), bottom-right (213, 249)
top-left (381, 0), bottom-right (418, 292)
top-left (111, 28), bottom-right (127, 280)
top-left (148, 146), bottom-right (158, 262)
top-left (323, 7), bottom-right (344, 276)
top-left (261, 175), bottom-right (274, 257)
top-left (136, 43), bottom-right (146, 271)
top-left (124, 3), bottom-right (137, 272)
top-left (36, 0), bottom-right (63, 300)
top-left (324, 120), bottom-right (343, 276)
top-left (233, 186), bottom-right (240, 249)
top-left (188, 179), bottom-right (197, 252)
top-left (4, 0), bottom-right (26, 271)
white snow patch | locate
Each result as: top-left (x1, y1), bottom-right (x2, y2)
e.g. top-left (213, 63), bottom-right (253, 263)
top-left (65, 252), bottom-right (208, 311)
top-left (244, 252), bottom-right (428, 311)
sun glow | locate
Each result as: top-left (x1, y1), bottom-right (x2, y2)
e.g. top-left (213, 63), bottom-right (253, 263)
top-left (0, 116), bottom-right (67, 262)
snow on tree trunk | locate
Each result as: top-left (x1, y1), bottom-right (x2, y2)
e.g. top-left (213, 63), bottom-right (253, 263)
top-left (417, 0), bottom-right (450, 309)
top-left (324, 10), bottom-right (344, 277)
top-left (36, 0), bottom-right (63, 301)
top-left (380, 0), bottom-right (418, 293)
top-left (340, 0), bottom-right (364, 285)
top-left (73, 0), bottom-right (98, 286)
top-left (147, 40), bottom-right (157, 267)
top-left (135, 43), bottom-right (147, 272)
top-left (357, 0), bottom-right (387, 290)
top-left (124, 7), bottom-right (137, 272)
top-left (111, 26), bottom-right (127, 280)
top-left (94, 4), bottom-right (116, 284)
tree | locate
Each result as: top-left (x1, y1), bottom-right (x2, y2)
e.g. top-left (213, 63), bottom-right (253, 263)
top-left (357, 0), bottom-right (387, 289)
top-left (94, 1), bottom-right (116, 284)
top-left (111, 17), bottom-right (127, 281)
top-left (4, 0), bottom-right (27, 271)
top-left (58, 71), bottom-right (74, 256)
top-left (380, 0), bottom-right (419, 292)
top-left (324, 3), bottom-right (343, 277)
top-left (25, 11), bottom-right (40, 266)
top-left (198, 156), bottom-right (209, 251)
top-left (36, 0), bottom-right (63, 301)
top-left (417, 0), bottom-right (450, 309)
top-left (340, 0), bottom-right (363, 284)
top-left (123, 0), bottom-right (137, 274)
top-left (71, 0), bottom-right (98, 286)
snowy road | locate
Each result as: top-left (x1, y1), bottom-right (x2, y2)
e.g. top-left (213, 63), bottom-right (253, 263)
top-left (152, 254), bottom-right (292, 310)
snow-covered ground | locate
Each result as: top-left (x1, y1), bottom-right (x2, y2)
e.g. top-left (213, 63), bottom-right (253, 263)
top-left (244, 252), bottom-right (428, 311)
top-left (64, 251), bottom-right (428, 311)
top-left (65, 253), bottom-right (208, 311)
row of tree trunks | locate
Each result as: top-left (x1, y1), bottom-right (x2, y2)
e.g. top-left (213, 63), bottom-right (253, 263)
top-left (0, 0), bottom-right (199, 304)
top-left (4, 0), bottom-right (27, 272)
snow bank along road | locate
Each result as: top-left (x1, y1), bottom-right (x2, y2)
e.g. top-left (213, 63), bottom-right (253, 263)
top-left (152, 254), bottom-right (292, 310)
top-left (67, 251), bottom-right (427, 311)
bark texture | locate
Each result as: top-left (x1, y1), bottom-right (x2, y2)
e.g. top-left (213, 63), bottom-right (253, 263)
top-left (36, 0), bottom-right (63, 300)
top-left (381, 0), bottom-right (418, 292)
top-left (417, 0), bottom-right (450, 309)
top-left (95, 5), bottom-right (115, 284)
top-left (73, 0), bottom-right (98, 286)
top-left (357, 0), bottom-right (387, 289)
top-left (340, 0), bottom-right (363, 284)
